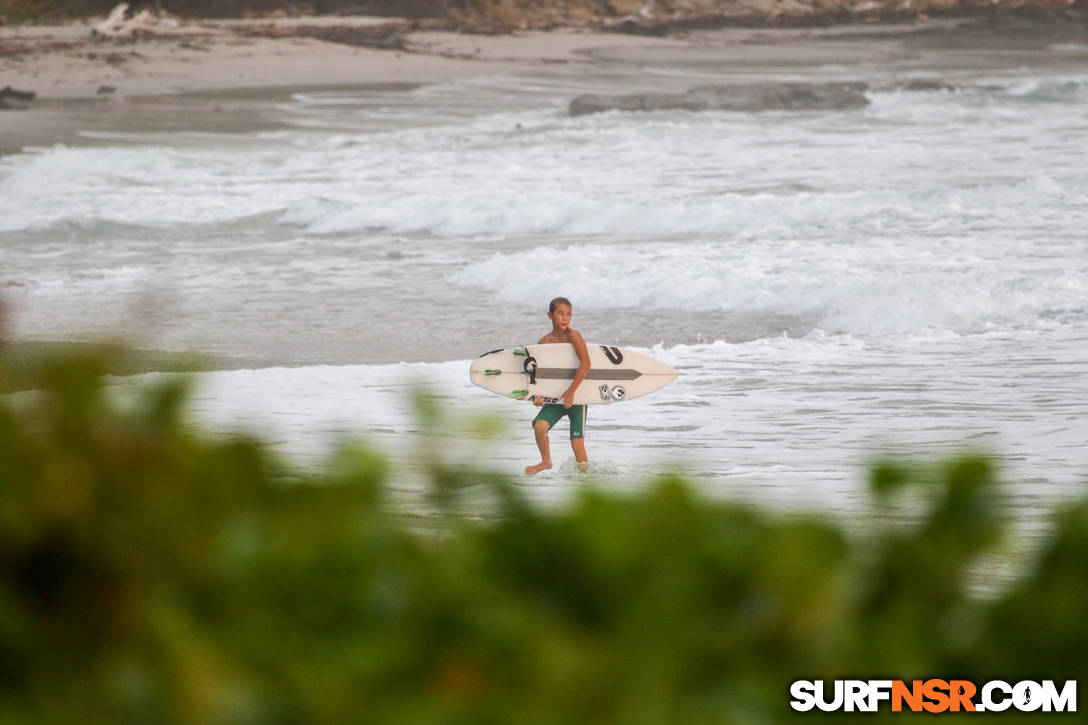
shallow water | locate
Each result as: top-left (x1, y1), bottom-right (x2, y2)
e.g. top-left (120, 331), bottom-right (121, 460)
top-left (3, 39), bottom-right (1087, 528)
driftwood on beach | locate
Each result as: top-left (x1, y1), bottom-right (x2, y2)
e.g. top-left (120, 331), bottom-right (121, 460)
top-left (569, 81), bottom-right (871, 116)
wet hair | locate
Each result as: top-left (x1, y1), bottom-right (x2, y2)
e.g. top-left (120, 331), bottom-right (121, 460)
top-left (548, 297), bottom-right (572, 314)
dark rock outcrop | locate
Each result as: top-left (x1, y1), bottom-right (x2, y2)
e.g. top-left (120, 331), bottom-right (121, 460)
top-left (0, 85), bottom-right (35, 110)
top-left (569, 81), bottom-right (870, 116)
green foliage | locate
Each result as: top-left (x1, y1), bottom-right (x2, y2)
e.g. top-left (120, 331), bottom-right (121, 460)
top-left (0, 340), bottom-right (215, 394)
top-left (1, 346), bottom-right (1086, 723)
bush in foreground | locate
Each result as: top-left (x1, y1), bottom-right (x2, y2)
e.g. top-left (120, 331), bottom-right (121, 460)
top-left (0, 348), bottom-right (1085, 722)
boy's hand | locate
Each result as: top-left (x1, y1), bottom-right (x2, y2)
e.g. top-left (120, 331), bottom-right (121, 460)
top-left (533, 395), bottom-right (544, 406)
top-left (562, 391), bottom-right (574, 409)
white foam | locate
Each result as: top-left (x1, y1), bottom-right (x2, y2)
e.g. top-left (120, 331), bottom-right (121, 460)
top-left (106, 330), bottom-right (1088, 516)
top-left (448, 237), bottom-right (1088, 336)
top-left (4, 74), bottom-right (1086, 245)
top-left (0, 143), bottom-right (331, 231)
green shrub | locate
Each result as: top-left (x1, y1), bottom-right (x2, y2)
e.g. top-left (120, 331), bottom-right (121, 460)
top-left (0, 347), bottom-right (1084, 722)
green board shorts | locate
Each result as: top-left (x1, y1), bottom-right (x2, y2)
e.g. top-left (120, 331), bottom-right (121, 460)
top-left (532, 404), bottom-right (588, 440)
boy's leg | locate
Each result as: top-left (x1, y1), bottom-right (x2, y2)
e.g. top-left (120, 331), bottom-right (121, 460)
top-left (526, 406), bottom-right (562, 475)
top-left (571, 439), bottom-right (588, 472)
top-left (525, 420), bottom-right (552, 475)
top-left (569, 405), bottom-right (589, 472)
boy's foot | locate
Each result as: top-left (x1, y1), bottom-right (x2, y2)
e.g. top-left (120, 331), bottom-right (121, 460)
top-left (576, 461), bottom-right (589, 473)
top-left (525, 461), bottom-right (552, 475)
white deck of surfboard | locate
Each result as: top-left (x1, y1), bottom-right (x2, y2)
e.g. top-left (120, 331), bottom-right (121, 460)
top-left (470, 343), bottom-right (679, 405)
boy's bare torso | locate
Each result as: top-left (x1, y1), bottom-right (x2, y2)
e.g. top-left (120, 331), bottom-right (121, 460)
top-left (538, 327), bottom-right (580, 345)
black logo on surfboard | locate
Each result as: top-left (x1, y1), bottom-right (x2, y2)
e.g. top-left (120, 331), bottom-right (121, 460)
top-left (600, 346), bottom-right (623, 365)
top-left (523, 353), bottom-right (538, 385)
top-left (598, 384), bottom-right (627, 402)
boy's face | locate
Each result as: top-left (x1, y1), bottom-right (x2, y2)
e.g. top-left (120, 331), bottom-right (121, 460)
top-left (549, 304), bottom-right (572, 331)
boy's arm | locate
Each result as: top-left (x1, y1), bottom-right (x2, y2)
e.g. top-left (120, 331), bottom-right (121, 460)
top-left (562, 330), bottom-right (591, 409)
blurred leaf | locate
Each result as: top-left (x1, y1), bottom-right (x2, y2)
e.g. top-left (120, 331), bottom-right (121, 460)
top-left (1, 345), bottom-right (1086, 722)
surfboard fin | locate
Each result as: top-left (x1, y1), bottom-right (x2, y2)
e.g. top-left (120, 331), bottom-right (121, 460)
top-left (510, 390), bottom-right (528, 399)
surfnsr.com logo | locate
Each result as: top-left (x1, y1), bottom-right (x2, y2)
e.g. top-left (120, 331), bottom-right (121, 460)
top-left (790, 679), bottom-right (1077, 713)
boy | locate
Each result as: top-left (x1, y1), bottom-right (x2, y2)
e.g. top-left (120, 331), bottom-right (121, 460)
top-left (525, 297), bottom-right (591, 475)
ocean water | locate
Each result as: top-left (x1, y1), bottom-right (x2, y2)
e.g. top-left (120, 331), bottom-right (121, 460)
top-left (3, 49), bottom-right (1087, 529)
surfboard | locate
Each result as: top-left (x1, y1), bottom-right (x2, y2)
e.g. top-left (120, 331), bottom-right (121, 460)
top-left (470, 343), bottom-right (678, 405)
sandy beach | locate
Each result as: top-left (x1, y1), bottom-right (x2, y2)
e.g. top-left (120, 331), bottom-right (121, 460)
top-left (3, 10), bottom-right (1086, 154)
top-left (1, 15), bottom-right (687, 151)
